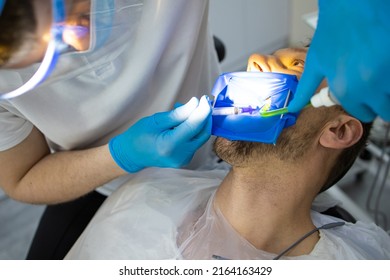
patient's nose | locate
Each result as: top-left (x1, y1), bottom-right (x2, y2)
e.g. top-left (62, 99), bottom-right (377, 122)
top-left (246, 54), bottom-right (271, 72)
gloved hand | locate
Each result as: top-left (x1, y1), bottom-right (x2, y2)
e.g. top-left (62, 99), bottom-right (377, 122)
top-left (288, 0), bottom-right (390, 122)
top-left (109, 96), bottom-right (212, 173)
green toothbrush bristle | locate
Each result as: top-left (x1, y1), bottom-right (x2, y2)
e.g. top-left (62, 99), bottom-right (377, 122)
top-left (260, 107), bottom-right (289, 117)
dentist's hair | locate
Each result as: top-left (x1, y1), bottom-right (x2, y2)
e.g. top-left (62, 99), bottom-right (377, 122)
top-left (0, 0), bottom-right (37, 66)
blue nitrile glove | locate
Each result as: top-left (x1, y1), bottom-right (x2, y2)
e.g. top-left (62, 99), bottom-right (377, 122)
top-left (0, 0), bottom-right (5, 15)
top-left (288, 0), bottom-right (390, 122)
top-left (109, 96), bottom-right (212, 173)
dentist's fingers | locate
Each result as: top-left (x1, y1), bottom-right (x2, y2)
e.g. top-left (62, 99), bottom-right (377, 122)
top-left (168, 95), bottom-right (211, 142)
top-left (288, 52), bottom-right (324, 113)
top-left (152, 97), bottom-right (199, 130)
top-left (189, 108), bottom-right (212, 146)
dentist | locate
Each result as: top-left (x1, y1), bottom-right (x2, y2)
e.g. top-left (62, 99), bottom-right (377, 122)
top-left (0, 0), bottom-right (219, 259)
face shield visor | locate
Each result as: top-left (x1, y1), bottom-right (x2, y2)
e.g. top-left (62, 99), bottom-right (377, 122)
top-left (0, 0), bottom-right (142, 100)
top-left (211, 71), bottom-right (299, 144)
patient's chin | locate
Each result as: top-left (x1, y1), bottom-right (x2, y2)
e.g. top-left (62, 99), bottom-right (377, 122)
top-left (213, 137), bottom-right (261, 166)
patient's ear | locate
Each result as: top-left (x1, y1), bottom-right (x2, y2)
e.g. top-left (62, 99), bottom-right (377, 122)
top-left (319, 115), bottom-right (363, 149)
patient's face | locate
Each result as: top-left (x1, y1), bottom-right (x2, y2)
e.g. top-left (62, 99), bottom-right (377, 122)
top-left (214, 47), bottom-right (335, 165)
top-left (246, 47), bottom-right (307, 78)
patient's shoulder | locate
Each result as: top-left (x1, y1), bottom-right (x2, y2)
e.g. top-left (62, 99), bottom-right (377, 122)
top-left (311, 211), bottom-right (390, 259)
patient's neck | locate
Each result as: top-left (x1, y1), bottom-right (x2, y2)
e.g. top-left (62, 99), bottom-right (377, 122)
top-left (214, 157), bottom-right (322, 256)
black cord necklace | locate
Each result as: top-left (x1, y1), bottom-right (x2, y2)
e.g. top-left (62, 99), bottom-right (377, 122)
top-left (212, 221), bottom-right (345, 260)
top-left (273, 221), bottom-right (345, 259)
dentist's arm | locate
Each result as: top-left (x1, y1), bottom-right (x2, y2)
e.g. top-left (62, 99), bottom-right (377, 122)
top-left (288, 0), bottom-right (390, 122)
top-left (0, 96), bottom-right (211, 204)
top-left (0, 127), bottom-right (123, 204)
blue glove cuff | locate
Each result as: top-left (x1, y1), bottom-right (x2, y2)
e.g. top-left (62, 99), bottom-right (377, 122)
top-left (108, 136), bottom-right (143, 173)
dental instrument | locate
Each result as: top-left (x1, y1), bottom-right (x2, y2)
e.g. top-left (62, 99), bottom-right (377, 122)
top-left (212, 106), bottom-right (260, 116)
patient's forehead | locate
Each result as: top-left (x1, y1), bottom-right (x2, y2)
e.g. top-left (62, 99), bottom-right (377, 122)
top-left (273, 47), bottom-right (308, 59)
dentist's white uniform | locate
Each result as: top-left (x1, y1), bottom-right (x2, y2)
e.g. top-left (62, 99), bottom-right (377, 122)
top-left (0, 0), bottom-right (220, 195)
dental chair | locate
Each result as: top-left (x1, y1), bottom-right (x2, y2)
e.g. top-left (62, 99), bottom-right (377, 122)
top-left (213, 35), bottom-right (226, 62)
top-left (321, 185), bottom-right (375, 224)
top-left (321, 204), bottom-right (356, 223)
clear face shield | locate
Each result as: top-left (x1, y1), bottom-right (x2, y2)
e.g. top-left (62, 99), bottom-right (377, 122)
top-left (0, 0), bottom-right (90, 99)
top-left (0, 0), bottom-right (142, 100)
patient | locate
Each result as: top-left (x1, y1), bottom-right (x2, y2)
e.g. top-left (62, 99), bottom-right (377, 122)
top-left (65, 47), bottom-right (390, 260)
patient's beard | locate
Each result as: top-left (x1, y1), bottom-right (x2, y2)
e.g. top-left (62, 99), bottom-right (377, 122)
top-left (213, 118), bottom-right (320, 166)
